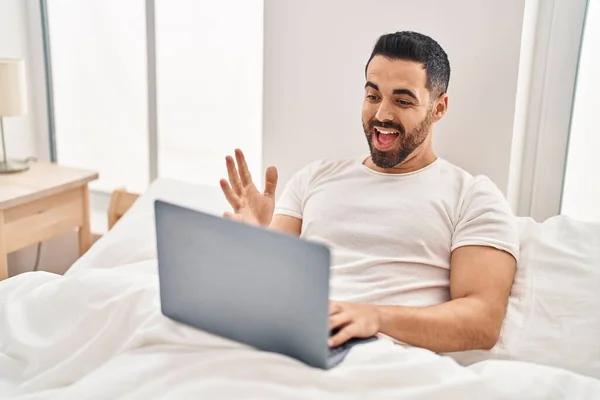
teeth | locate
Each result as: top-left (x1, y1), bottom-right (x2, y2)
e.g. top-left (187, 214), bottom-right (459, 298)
top-left (376, 128), bottom-right (398, 135)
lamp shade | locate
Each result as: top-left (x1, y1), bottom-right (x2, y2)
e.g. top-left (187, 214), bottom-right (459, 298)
top-left (0, 58), bottom-right (28, 117)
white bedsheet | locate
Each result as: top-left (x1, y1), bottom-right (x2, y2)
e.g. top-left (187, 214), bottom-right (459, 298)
top-left (2, 260), bottom-right (600, 400)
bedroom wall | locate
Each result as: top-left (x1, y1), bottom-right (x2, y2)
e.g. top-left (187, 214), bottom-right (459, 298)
top-left (262, 0), bottom-right (526, 196)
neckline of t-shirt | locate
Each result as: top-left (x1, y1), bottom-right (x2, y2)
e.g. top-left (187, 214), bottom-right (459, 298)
top-left (359, 156), bottom-right (442, 177)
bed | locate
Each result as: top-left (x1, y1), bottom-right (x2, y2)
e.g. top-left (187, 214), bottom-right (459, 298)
top-left (1, 178), bottom-right (600, 399)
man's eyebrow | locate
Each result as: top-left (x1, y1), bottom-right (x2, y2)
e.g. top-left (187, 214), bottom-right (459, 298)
top-left (365, 81), bottom-right (419, 101)
top-left (365, 81), bottom-right (379, 91)
top-left (393, 88), bottom-right (418, 101)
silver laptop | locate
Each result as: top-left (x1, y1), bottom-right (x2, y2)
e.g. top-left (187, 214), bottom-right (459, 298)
top-left (154, 199), bottom-right (376, 369)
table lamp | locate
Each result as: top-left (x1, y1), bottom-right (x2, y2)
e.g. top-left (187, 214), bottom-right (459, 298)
top-left (0, 58), bottom-right (29, 173)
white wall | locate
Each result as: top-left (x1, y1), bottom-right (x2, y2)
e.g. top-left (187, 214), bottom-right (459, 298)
top-left (263, 0), bottom-right (526, 194)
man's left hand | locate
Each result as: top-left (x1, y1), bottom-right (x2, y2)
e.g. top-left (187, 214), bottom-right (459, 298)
top-left (328, 301), bottom-right (380, 347)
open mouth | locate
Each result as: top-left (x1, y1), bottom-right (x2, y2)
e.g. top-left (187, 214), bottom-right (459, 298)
top-left (373, 127), bottom-right (400, 151)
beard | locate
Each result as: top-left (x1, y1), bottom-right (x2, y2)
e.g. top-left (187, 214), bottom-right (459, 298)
top-left (363, 110), bottom-right (433, 169)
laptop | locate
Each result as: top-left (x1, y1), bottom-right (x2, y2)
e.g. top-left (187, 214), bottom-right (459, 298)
top-left (154, 199), bottom-right (377, 369)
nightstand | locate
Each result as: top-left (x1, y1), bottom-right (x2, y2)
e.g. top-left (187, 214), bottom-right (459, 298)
top-left (0, 163), bottom-right (98, 280)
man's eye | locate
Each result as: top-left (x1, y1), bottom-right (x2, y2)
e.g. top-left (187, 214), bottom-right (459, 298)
top-left (396, 100), bottom-right (411, 106)
top-left (366, 95), bottom-right (379, 101)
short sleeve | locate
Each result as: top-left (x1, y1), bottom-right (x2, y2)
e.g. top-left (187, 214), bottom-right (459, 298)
top-left (273, 161), bottom-right (320, 220)
top-left (452, 176), bottom-right (519, 261)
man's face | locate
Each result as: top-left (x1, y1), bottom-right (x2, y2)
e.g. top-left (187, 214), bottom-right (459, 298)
top-left (362, 56), bottom-right (439, 169)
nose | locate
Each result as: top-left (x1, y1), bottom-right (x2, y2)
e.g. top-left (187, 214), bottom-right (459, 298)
top-left (375, 100), bottom-right (394, 122)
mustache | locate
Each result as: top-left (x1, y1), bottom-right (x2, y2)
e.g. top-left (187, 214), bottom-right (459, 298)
top-left (368, 119), bottom-right (405, 135)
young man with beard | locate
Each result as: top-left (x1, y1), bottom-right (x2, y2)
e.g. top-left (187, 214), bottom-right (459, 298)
top-left (220, 31), bottom-right (518, 352)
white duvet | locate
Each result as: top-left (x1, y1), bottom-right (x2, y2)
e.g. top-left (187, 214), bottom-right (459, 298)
top-left (2, 179), bottom-right (600, 399)
top-left (1, 259), bottom-right (599, 399)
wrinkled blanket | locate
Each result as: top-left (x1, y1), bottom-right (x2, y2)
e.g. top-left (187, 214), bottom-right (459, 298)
top-left (1, 260), bottom-right (599, 399)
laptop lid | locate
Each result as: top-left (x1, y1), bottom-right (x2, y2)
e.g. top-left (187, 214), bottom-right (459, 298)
top-left (154, 200), bottom-right (332, 368)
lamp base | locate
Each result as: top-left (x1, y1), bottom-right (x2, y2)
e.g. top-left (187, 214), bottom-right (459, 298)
top-left (0, 159), bottom-right (30, 174)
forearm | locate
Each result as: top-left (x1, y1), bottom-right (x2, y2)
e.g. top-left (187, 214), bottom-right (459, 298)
top-left (376, 297), bottom-right (504, 352)
top-left (268, 214), bottom-right (302, 236)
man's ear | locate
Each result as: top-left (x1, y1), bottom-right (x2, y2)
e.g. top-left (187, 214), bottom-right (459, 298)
top-left (432, 93), bottom-right (448, 122)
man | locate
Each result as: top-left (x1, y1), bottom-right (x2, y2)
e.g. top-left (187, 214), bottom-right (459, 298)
top-left (219, 31), bottom-right (518, 353)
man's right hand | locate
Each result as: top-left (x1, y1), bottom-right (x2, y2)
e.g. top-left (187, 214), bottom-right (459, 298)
top-left (220, 149), bottom-right (278, 228)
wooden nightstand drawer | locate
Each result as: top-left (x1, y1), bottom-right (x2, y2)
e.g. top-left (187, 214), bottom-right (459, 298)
top-left (0, 162), bottom-right (98, 280)
top-left (3, 188), bottom-right (84, 253)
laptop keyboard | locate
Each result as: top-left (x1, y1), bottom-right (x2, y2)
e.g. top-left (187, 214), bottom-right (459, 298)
top-left (329, 342), bottom-right (351, 356)
top-left (328, 328), bottom-right (359, 357)
top-left (328, 329), bottom-right (379, 359)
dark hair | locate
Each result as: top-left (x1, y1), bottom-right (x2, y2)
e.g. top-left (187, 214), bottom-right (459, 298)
top-left (366, 31), bottom-right (450, 96)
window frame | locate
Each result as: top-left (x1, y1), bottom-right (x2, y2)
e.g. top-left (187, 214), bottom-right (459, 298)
top-left (515, 0), bottom-right (589, 221)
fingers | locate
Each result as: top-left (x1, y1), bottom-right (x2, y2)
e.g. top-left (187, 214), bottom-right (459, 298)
top-left (226, 156), bottom-right (243, 196)
top-left (329, 301), bottom-right (342, 315)
top-left (220, 179), bottom-right (241, 210)
top-left (263, 166), bottom-right (278, 197)
top-left (227, 149), bottom-right (275, 197)
top-left (235, 149), bottom-right (253, 187)
top-left (329, 325), bottom-right (357, 348)
top-left (329, 312), bottom-right (352, 331)
top-left (223, 211), bottom-right (243, 221)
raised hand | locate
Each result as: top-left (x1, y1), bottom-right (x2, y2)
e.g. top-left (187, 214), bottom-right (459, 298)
top-left (220, 149), bottom-right (278, 227)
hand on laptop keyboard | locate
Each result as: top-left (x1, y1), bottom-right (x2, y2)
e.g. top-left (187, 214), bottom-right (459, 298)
top-left (328, 301), bottom-right (380, 348)
top-left (328, 329), bottom-right (378, 357)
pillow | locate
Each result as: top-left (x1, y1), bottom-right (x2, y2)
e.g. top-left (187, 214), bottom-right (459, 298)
top-left (452, 216), bottom-right (600, 379)
top-left (506, 216), bottom-right (600, 378)
top-left (68, 178), bottom-right (228, 274)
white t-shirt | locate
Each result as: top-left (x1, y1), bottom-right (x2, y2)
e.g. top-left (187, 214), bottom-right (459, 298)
top-left (274, 157), bottom-right (519, 307)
